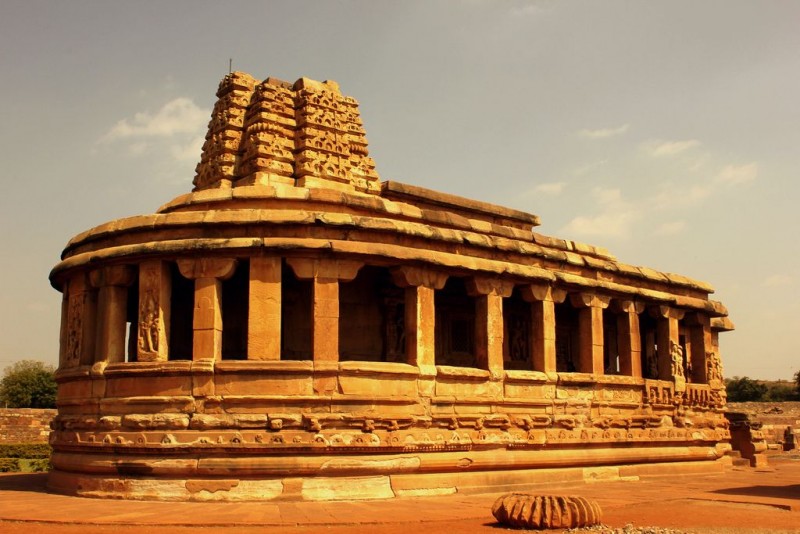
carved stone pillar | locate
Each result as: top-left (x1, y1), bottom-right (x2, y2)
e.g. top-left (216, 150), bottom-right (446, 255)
top-left (570, 293), bottom-right (611, 374)
top-left (63, 273), bottom-right (97, 368)
top-left (611, 300), bottom-right (644, 378)
top-left (467, 277), bottom-right (514, 377)
top-left (520, 283), bottom-right (565, 373)
top-left (90, 265), bottom-right (135, 364)
top-left (391, 267), bottom-right (448, 371)
top-left (650, 305), bottom-right (685, 381)
top-left (136, 260), bottom-right (171, 362)
top-left (286, 258), bottom-right (363, 363)
top-left (685, 312), bottom-right (711, 383)
top-left (177, 258), bottom-right (237, 361)
top-left (248, 256), bottom-right (282, 360)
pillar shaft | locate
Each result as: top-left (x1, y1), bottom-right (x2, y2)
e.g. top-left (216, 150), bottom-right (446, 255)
top-left (614, 301), bottom-right (643, 378)
top-left (90, 266), bottom-right (135, 365)
top-left (474, 293), bottom-right (504, 375)
top-left (248, 256), bottom-right (282, 360)
top-left (578, 306), bottom-right (604, 374)
top-left (404, 285), bottom-right (436, 368)
top-left (687, 314), bottom-right (711, 383)
top-left (655, 309), bottom-right (681, 380)
top-left (570, 293), bottom-right (610, 375)
top-left (312, 277), bottom-right (339, 363)
top-left (392, 267), bottom-right (448, 371)
top-left (521, 284), bottom-right (561, 373)
top-left (178, 258), bottom-right (237, 361)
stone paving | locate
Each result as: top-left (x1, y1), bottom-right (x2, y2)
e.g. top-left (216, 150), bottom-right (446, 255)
top-left (1, 455), bottom-right (798, 533)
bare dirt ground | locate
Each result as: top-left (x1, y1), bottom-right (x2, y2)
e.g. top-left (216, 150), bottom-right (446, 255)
top-left (2, 453), bottom-right (799, 534)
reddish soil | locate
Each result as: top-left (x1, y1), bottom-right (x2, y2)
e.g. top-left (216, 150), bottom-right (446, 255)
top-left (2, 454), bottom-right (799, 534)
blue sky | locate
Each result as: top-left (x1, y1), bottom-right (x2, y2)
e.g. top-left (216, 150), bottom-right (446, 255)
top-left (1, 1), bottom-right (797, 379)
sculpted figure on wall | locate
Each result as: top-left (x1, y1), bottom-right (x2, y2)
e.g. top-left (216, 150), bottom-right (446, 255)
top-left (670, 341), bottom-right (685, 378)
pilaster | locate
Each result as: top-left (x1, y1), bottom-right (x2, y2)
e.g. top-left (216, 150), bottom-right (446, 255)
top-left (63, 273), bottom-right (97, 368)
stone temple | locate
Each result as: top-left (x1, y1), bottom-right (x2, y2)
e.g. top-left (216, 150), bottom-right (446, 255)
top-left (48, 72), bottom-right (734, 501)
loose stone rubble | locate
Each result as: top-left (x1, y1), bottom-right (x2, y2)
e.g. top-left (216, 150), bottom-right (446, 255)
top-left (48, 72), bottom-right (734, 501)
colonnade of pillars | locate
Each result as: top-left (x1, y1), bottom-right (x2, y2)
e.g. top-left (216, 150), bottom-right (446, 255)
top-left (59, 257), bottom-right (712, 383)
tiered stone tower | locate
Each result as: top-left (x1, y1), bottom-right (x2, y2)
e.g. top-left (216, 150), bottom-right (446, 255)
top-left (194, 72), bottom-right (379, 193)
top-left (48, 72), bottom-right (734, 501)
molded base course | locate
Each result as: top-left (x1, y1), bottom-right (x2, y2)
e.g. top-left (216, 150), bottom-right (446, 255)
top-left (47, 459), bottom-right (726, 502)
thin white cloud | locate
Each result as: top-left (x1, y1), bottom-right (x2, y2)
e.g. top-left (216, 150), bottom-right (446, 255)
top-left (102, 97), bottom-right (208, 141)
top-left (644, 139), bottom-right (701, 157)
top-left (560, 187), bottom-right (639, 239)
top-left (532, 182), bottom-right (566, 195)
top-left (653, 220), bottom-right (687, 236)
top-left (763, 274), bottom-right (794, 287)
top-left (99, 97), bottom-right (210, 171)
top-left (578, 123), bottom-right (630, 139)
top-left (573, 159), bottom-right (607, 176)
top-left (714, 162), bottom-right (758, 185)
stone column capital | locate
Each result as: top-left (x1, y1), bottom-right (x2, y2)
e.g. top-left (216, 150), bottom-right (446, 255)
top-left (648, 305), bottom-right (685, 320)
top-left (520, 283), bottom-right (566, 303)
top-left (89, 265), bottom-right (135, 288)
top-left (466, 276), bottom-right (514, 298)
top-left (569, 292), bottom-right (611, 309)
top-left (682, 311), bottom-right (710, 327)
top-left (610, 299), bottom-right (645, 315)
top-left (390, 266), bottom-right (448, 289)
top-left (178, 258), bottom-right (237, 280)
top-left (286, 257), bottom-right (363, 282)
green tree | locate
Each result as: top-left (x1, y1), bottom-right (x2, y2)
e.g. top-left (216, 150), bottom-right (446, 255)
top-left (725, 376), bottom-right (768, 402)
top-left (0, 360), bottom-right (56, 408)
top-left (795, 370), bottom-right (800, 397)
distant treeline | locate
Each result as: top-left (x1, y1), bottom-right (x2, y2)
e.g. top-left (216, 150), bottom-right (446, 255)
top-left (725, 374), bottom-right (800, 403)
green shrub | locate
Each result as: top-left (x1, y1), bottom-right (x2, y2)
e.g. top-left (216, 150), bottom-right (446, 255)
top-left (22, 458), bottom-right (51, 472)
top-left (0, 458), bottom-right (21, 472)
top-left (0, 443), bottom-right (52, 459)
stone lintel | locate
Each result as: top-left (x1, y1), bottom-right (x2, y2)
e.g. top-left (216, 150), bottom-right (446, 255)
top-left (178, 258), bottom-right (237, 280)
top-left (390, 266), bottom-right (448, 289)
top-left (466, 277), bottom-right (514, 297)
top-left (520, 283), bottom-right (567, 303)
top-left (569, 292), bottom-right (611, 309)
top-left (286, 257), bottom-right (363, 282)
top-left (89, 265), bottom-right (135, 288)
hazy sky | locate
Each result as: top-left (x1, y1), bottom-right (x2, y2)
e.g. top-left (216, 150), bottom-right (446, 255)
top-left (1, 1), bottom-right (797, 379)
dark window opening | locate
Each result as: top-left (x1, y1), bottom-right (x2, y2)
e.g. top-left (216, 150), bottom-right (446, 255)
top-left (503, 287), bottom-right (531, 371)
top-left (168, 262), bottom-right (193, 361)
top-left (639, 312), bottom-right (658, 379)
top-left (125, 272), bottom-right (139, 362)
top-left (435, 278), bottom-right (476, 367)
top-left (339, 266), bottom-right (402, 362)
top-left (555, 301), bottom-right (579, 372)
top-left (281, 260), bottom-right (312, 361)
top-left (603, 308), bottom-right (619, 374)
top-left (221, 260), bottom-right (249, 360)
